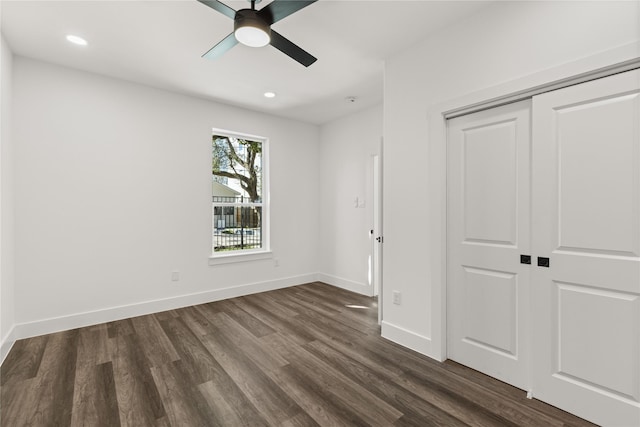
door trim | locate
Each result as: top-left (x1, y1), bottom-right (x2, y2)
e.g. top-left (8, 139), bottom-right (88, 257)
top-left (421, 41), bottom-right (640, 362)
top-left (444, 55), bottom-right (640, 120)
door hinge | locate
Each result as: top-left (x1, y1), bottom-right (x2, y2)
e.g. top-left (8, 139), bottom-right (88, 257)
top-left (376, 236), bottom-right (384, 243)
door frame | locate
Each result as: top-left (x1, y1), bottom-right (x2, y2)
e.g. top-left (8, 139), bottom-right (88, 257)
top-left (422, 42), bottom-right (640, 362)
top-left (372, 151), bottom-right (383, 324)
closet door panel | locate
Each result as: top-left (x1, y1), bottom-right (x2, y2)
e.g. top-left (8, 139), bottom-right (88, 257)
top-left (447, 100), bottom-right (531, 390)
top-left (532, 69), bottom-right (640, 427)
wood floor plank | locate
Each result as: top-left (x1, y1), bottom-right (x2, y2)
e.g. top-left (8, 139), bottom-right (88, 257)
top-left (281, 289), bottom-right (381, 337)
top-left (267, 363), bottom-right (371, 427)
top-left (258, 331), bottom-right (303, 360)
top-left (177, 305), bottom-right (214, 337)
top-left (280, 411), bottom-right (322, 427)
top-left (274, 337), bottom-right (404, 426)
top-left (252, 291), bottom-right (304, 318)
top-left (345, 331), bottom-right (568, 427)
top-left (198, 379), bottom-right (269, 427)
top-left (153, 309), bottom-right (180, 322)
top-left (285, 304), bottom-right (371, 348)
top-left (70, 361), bottom-right (121, 427)
top-left (440, 360), bottom-right (598, 427)
top-left (216, 298), bottom-right (277, 338)
top-left (1, 282), bottom-right (597, 427)
top-left (1, 377), bottom-right (38, 425)
top-left (304, 339), bottom-right (477, 427)
top-left (400, 357), bottom-right (565, 426)
top-left (199, 330), bottom-right (304, 425)
top-left (159, 316), bottom-right (228, 385)
top-left (76, 326), bottom-right (111, 367)
top-left (161, 316), bottom-right (272, 426)
top-left (154, 416), bottom-right (172, 427)
top-left (210, 311), bottom-right (288, 372)
top-left (36, 330), bottom-right (80, 425)
top-left (229, 296), bottom-right (314, 346)
top-left (109, 333), bottom-right (166, 426)
top-left (3, 330), bottom-right (79, 426)
top-left (298, 326), bottom-right (406, 378)
top-left (71, 328), bottom-right (119, 426)
top-left (313, 334), bottom-right (514, 426)
top-left (277, 288), bottom-right (342, 318)
top-left (252, 292), bottom-right (369, 352)
top-left (130, 315), bottom-right (180, 367)
top-left (357, 338), bottom-right (550, 427)
top-left (150, 361), bottom-right (221, 427)
top-left (107, 318), bottom-right (136, 338)
top-left (0, 334), bottom-right (48, 386)
top-left (298, 282), bottom-right (373, 310)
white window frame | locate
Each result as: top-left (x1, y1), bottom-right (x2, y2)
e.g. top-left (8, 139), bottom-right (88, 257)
top-left (209, 128), bottom-right (271, 265)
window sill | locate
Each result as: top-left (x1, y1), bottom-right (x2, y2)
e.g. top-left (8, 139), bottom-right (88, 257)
top-left (208, 250), bottom-right (273, 266)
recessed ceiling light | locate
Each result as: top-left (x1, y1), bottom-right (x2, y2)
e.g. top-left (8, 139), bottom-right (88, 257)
top-left (66, 35), bottom-right (88, 46)
top-left (264, 92), bottom-right (276, 98)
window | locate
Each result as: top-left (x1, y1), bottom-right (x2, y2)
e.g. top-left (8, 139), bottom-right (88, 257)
top-left (211, 129), bottom-right (268, 258)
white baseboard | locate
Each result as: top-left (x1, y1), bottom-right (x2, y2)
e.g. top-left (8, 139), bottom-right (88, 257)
top-left (12, 273), bottom-right (317, 342)
top-left (316, 273), bottom-right (373, 297)
top-left (1, 326), bottom-right (16, 366)
top-left (381, 320), bottom-right (443, 362)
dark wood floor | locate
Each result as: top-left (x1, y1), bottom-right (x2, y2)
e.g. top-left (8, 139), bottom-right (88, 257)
top-left (1, 282), bottom-right (596, 427)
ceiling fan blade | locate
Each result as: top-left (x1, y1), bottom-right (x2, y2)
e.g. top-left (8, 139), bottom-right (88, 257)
top-left (202, 33), bottom-right (239, 60)
top-left (258, 0), bottom-right (317, 25)
top-left (270, 30), bottom-right (317, 67)
top-left (197, 0), bottom-right (236, 19)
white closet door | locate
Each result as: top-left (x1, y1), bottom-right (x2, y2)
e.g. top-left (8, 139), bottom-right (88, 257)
top-left (532, 69), bottom-right (640, 427)
top-left (447, 100), bottom-right (532, 390)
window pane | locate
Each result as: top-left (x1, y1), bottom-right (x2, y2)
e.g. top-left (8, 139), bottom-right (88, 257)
top-left (213, 206), bottom-right (262, 252)
top-left (212, 135), bottom-right (262, 202)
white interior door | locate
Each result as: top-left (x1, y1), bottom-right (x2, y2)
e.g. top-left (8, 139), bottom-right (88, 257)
top-left (531, 69), bottom-right (640, 427)
top-left (447, 100), bottom-right (532, 390)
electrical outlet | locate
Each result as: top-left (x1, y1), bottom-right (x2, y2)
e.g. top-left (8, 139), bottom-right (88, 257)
top-left (392, 291), bottom-right (401, 305)
top-left (171, 271), bottom-right (180, 282)
top-left (274, 258), bottom-right (279, 267)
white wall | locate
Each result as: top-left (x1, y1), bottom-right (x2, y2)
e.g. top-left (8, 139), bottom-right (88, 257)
top-left (382, 0), bottom-right (640, 357)
top-left (318, 105), bottom-right (382, 295)
top-left (0, 32), bottom-right (16, 362)
top-left (12, 57), bottom-right (320, 337)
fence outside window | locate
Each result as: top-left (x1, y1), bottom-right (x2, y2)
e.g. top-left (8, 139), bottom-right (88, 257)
top-left (212, 195), bottom-right (262, 251)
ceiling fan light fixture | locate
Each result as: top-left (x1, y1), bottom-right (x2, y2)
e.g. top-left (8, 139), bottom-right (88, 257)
top-left (234, 9), bottom-right (271, 47)
top-left (235, 26), bottom-right (270, 47)
top-left (66, 34), bottom-right (88, 46)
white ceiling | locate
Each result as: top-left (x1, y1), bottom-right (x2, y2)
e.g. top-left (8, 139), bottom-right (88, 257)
top-left (1, 0), bottom-right (492, 124)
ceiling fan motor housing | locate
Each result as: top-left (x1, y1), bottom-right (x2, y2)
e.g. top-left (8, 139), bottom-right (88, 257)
top-left (234, 9), bottom-right (271, 39)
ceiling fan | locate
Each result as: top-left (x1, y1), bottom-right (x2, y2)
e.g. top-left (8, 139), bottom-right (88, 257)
top-left (197, 0), bottom-right (318, 67)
